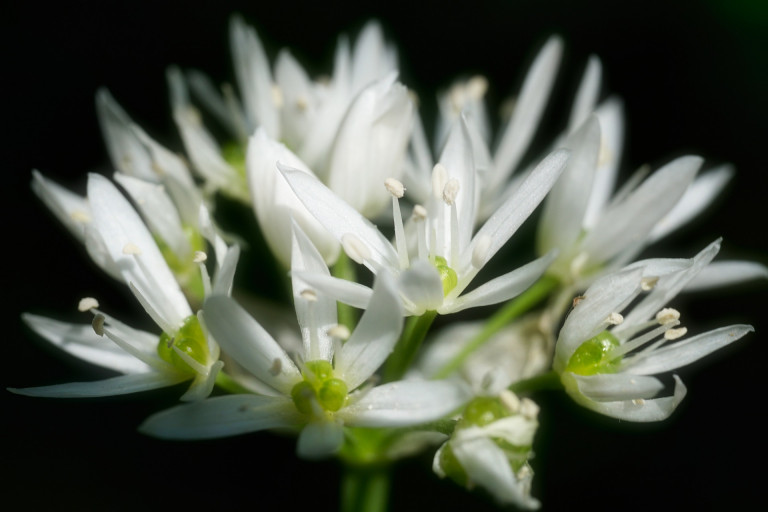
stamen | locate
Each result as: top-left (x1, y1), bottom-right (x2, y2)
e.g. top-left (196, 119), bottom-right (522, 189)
top-left (632, 398), bottom-right (645, 406)
top-left (300, 289), bottom-right (318, 302)
top-left (605, 312), bottom-right (624, 326)
top-left (656, 308), bottom-right (681, 325)
top-left (384, 178), bottom-right (405, 198)
top-left (70, 210), bottom-right (91, 223)
top-left (570, 251), bottom-right (589, 277)
top-left (412, 204), bottom-right (427, 221)
top-left (520, 398), bottom-right (540, 420)
top-left (171, 345), bottom-right (208, 375)
top-left (499, 390), bottom-right (520, 414)
top-left (641, 276), bottom-right (659, 291)
top-left (122, 243), bottom-right (142, 255)
top-left (295, 95), bottom-right (309, 111)
top-left (78, 297), bottom-right (99, 312)
top-left (327, 324), bottom-right (351, 341)
top-left (442, 179), bottom-right (459, 205)
top-left (193, 251), bottom-right (207, 263)
top-left (271, 84), bottom-right (284, 108)
top-left (269, 358), bottom-right (282, 376)
top-left (340, 233), bottom-right (371, 265)
top-left (471, 235), bottom-right (492, 269)
top-left (412, 204), bottom-right (428, 261)
top-left (431, 164), bottom-right (447, 199)
top-left (91, 314), bottom-right (105, 336)
top-left (664, 327), bottom-right (687, 340)
top-left (466, 75), bottom-right (489, 101)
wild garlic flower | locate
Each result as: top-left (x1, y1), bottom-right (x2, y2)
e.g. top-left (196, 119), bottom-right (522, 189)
top-left (169, 17), bottom-right (410, 215)
top-left (280, 117), bottom-right (567, 316)
top-left (553, 239), bottom-right (753, 421)
top-left (13, 174), bottom-right (238, 400)
top-left (434, 390), bottom-right (541, 509)
top-left (139, 224), bottom-right (468, 458)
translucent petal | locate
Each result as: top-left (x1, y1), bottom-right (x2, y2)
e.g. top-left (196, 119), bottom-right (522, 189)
top-left (296, 420), bottom-right (345, 459)
top-left (9, 372), bottom-right (184, 398)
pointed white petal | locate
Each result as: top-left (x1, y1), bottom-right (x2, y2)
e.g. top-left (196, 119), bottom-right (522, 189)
top-left (203, 296), bottom-right (301, 395)
top-left (31, 170), bottom-right (90, 241)
top-left (625, 324), bottom-right (753, 375)
top-left (445, 252), bottom-right (556, 314)
top-left (335, 273), bottom-right (404, 389)
top-left (139, 394), bottom-right (301, 439)
top-left (567, 373), bottom-right (665, 402)
top-left (466, 149), bottom-right (568, 270)
top-left (685, 260), bottom-right (768, 291)
top-left (568, 56), bottom-right (602, 131)
top-left (291, 271), bottom-right (373, 309)
top-left (398, 261), bottom-right (444, 315)
top-left (339, 380), bottom-right (469, 427)
top-left (211, 244), bottom-right (240, 297)
top-left (22, 314), bottom-right (151, 374)
top-left (296, 420), bottom-right (345, 459)
top-left (9, 371), bottom-right (185, 398)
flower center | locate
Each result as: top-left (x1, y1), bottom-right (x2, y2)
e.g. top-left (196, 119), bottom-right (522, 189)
top-left (290, 360), bottom-right (349, 415)
top-left (154, 225), bottom-right (206, 301)
top-left (157, 315), bottom-right (209, 374)
top-left (565, 331), bottom-right (621, 375)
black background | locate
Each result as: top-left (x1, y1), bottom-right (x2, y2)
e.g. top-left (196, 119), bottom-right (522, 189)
top-left (4, 1), bottom-right (767, 510)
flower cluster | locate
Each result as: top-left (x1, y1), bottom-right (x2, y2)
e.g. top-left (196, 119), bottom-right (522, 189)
top-left (13, 16), bottom-right (764, 511)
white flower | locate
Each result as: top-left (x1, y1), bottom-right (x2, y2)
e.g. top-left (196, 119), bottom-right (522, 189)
top-left (12, 174), bottom-right (239, 400)
top-left (553, 239), bottom-right (754, 421)
top-left (281, 118), bottom-right (567, 315)
top-left (433, 390), bottom-right (541, 510)
top-left (139, 224), bottom-right (468, 458)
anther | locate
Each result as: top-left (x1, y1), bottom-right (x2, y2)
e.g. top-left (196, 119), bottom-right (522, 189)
top-left (431, 164), bottom-right (447, 199)
top-left (632, 398), bottom-right (645, 406)
top-left (442, 178), bottom-right (460, 205)
top-left (641, 276), bottom-right (659, 291)
top-left (300, 289), bottom-right (318, 302)
top-left (271, 84), bottom-right (284, 108)
top-left (605, 312), bottom-right (624, 325)
top-left (656, 308), bottom-right (681, 325)
top-left (341, 233), bottom-right (371, 265)
top-left (384, 178), bottom-right (406, 198)
top-left (122, 243), bottom-right (142, 255)
top-left (193, 251), bottom-right (207, 263)
top-left (499, 390), bottom-right (520, 414)
top-left (520, 398), bottom-right (540, 420)
top-left (295, 95), bottom-right (309, 111)
top-left (92, 314), bottom-right (106, 337)
top-left (78, 297), bottom-right (99, 312)
top-left (664, 327), bottom-right (687, 340)
top-left (327, 324), bottom-right (351, 341)
top-left (269, 358), bottom-right (282, 376)
top-left (466, 75), bottom-right (489, 101)
top-left (412, 204), bottom-right (427, 221)
top-left (70, 210), bottom-right (91, 223)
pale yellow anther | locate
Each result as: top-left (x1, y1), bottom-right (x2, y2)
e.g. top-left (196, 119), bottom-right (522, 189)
top-left (520, 398), bottom-right (540, 420)
top-left (271, 84), bottom-right (284, 108)
top-left (300, 289), bottom-right (318, 302)
top-left (664, 327), bottom-right (688, 340)
top-left (122, 243), bottom-right (142, 255)
top-left (295, 95), bottom-right (309, 111)
top-left (384, 178), bottom-right (406, 198)
top-left (431, 163), bottom-right (448, 199)
top-left (499, 390), bottom-right (521, 414)
top-left (442, 178), bottom-right (460, 205)
top-left (517, 465), bottom-right (533, 479)
top-left (70, 210), bottom-right (91, 223)
top-left (466, 75), bottom-right (488, 100)
top-left (92, 314), bottom-right (106, 337)
top-left (632, 398), bottom-right (646, 406)
top-left (656, 308), bottom-right (681, 325)
top-left (570, 251), bottom-right (589, 277)
top-left (78, 297), bottom-right (99, 312)
top-left (471, 234), bottom-right (492, 269)
top-left (341, 233), bottom-right (371, 265)
top-left (641, 276), bottom-right (659, 291)
top-left (269, 358), bottom-right (282, 376)
top-left (605, 312), bottom-right (624, 325)
top-left (327, 324), bottom-right (351, 341)
top-left (412, 204), bottom-right (427, 221)
top-left (193, 251), bottom-right (207, 263)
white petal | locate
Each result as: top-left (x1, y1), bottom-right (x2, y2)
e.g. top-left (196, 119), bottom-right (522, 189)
top-left (492, 36), bottom-right (562, 188)
top-left (22, 313), bottom-right (151, 374)
top-left (335, 273), bottom-right (404, 389)
top-left (202, 296), bottom-right (301, 394)
top-left (625, 324), bottom-right (753, 375)
top-left (296, 420), bottom-right (345, 459)
top-left (290, 271), bottom-right (373, 310)
top-left (467, 149), bottom-right (568, 270)
top-left (31, 170), bottom-right (89, 242)
top-left (280, 166), bottom-right (399, 272)
top-left (9, 372), bottom-right (185, 398)
top-left (398, 261), bottom-right (445, 315)
top-left (445, 251), bottom-right (556, 314)
top-left (339, 380), bottom-right (469, 427)
top-left (566, 373), bottom-right (665, 402)
top-left (451, 436), bottom-right (541, 509)
top-left (565, 373), bottom-right (687, 422)
top-left (567, 55), bottom-right (602, 132)
top-left (211, 244), bottom-right (241, 297)
top-left (139, 394), bottom-right (301, 439)
top-left (684, 260), bottom-right (768, 291)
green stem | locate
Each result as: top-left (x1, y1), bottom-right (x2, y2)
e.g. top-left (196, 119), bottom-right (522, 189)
top-left (332, 251), bottom-right (359, 331)
top-left (382, 310), bottom-right (438, 383)
top-left (432, 275), bottom-right (559, 379)
top-left (509, 370), bottom-right (563, 394)
top-left (340, 464), bottom-right (391, 512)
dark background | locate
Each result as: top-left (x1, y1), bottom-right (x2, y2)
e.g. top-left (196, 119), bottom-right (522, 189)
top-left (4, 1), bottom-right (766, 510)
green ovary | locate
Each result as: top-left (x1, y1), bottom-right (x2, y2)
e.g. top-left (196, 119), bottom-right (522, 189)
top-left (433, 256), bottom-right (458, 295)
top-left (291, 360), bottom-right (349, 415)
top-left (155, 226), bottom-right (206, 301)
top-left (565, 331), bottom-right (621, 376)
top-left (157, 315), bottom-right (209, 374)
